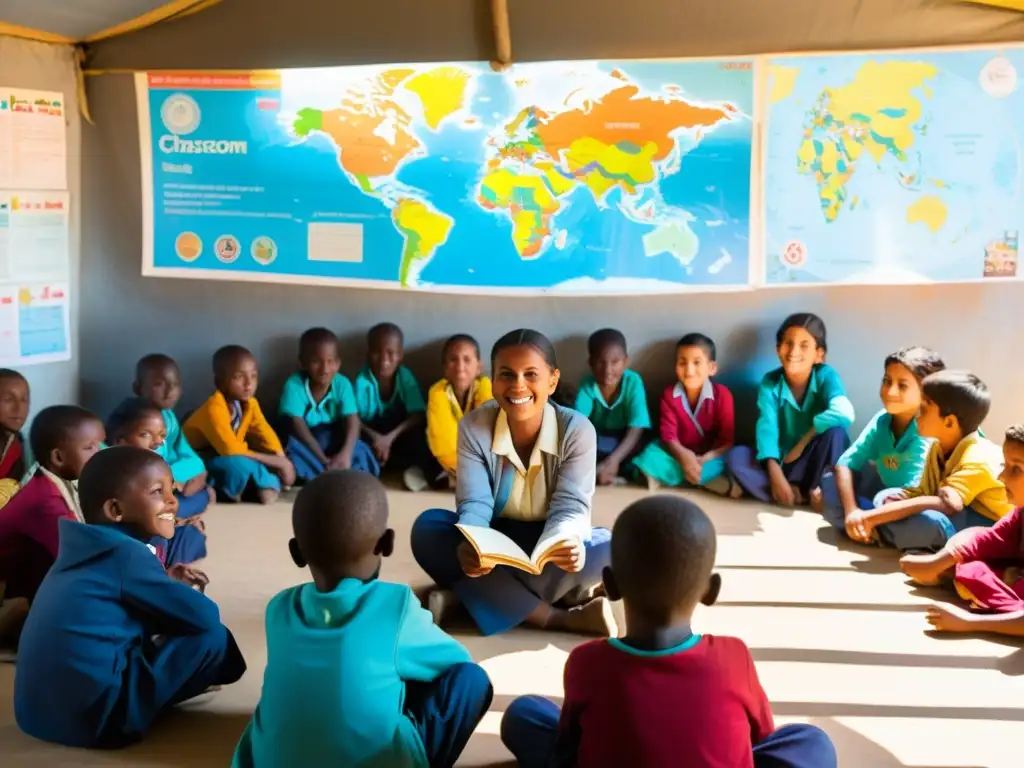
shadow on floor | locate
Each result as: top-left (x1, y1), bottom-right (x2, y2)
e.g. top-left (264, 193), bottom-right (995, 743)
top-left (817, 717), bottom-right (985, 768)
top-left (815, 526), bottom-right (904, 575)
top-left (775, 701), bottom-right (1024, 722)
top-left (751, 645), bottom-right (1024, 675)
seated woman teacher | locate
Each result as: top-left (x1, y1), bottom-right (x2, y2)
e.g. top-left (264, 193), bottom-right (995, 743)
top-left (412, 329), bottom-right (615, 637)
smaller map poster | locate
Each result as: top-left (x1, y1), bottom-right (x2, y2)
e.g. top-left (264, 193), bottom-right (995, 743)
top-left (137, 60), bottom-right (756, 294)
top-left (765, 48), bottom-right (1024, 285)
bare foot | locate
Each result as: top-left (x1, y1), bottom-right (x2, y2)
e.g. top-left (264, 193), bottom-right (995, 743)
top-left (644, 473), bottom-right (661, 491)
top-left (258, 488), bottom-right (280, 505)
top-left (900, 553), bottom-right (952, 585)
top-left (704, 476), bottom-right (731, 496)
top-left (206, 486), bottom-right (217, 505)
top-left (809, 487), bottom-right (824, 514)
top-left (563, 597), bottom-right (618, 637)
top-left (792, 486), bottom-right (804, 506)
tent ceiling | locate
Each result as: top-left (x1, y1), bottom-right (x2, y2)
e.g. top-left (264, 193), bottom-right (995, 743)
top-left (0, 0), bottom-right (200, 41)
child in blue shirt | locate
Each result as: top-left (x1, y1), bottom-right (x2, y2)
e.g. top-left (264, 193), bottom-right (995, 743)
top-left (279, 327), bottom-right (379, 482)
top-left (126, 354), bottom-right (213, 521)
top-left (574, 329), bottom-right (650, 485)
top-left (820, 346), bottom-right (945, 534)
top-left (233, 470), bottom-right (492, 768)
top-left (355, 322), bottom-right (440, 491)
top-left (14, 446), bottom-right (245, 748)
top-left (727, 313), bottom-right (854, 506)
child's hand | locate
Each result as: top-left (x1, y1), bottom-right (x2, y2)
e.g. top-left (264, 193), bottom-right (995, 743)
top-left (277, 459), bottom-right (296, 488)
top-left (681, 453), bottom-right (703, 485)
top-left (845, 510), bottom-right (875, 543)
top-left (596, 459), bottom-right (619, 486)
top-left (457, 541), bottom-right (493, 578)
top-left (782, 444), bottom-right (804, 465)
top-left (182, 472), bottom-right (209, 497)
top-left (769, 473), bottom-right (795, 506)
top-left (329, 449), bottom-right (353, 470)
top-left (373, 434), bottom-right (393, 464)
top-left (167, 563), bottom-right (210, 591)
top-left (925, 603), bottom-right (975, 633)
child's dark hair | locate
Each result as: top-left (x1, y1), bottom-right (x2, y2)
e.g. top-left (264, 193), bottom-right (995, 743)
top-left (1006, 424), bottom-right (1024, 447)
top-left (0, 368), bottom-right (27, 386)
top-left (776, 312), bottom-right (827, 352)
top-left (441, 334), bottom-right (480, 361)
top-left (368, 322), bottom-right (403, 348)
top-left (107, 398), bottom-right (162, 444)
top-left (884, 346), bottom-right (945, 383)
top-left (213, 345), bottom-right (254, 380)
top-left (587, 328), bottom-right (627, 358)
top-left (922, 370), bottom-right (990, 436)
top-left (611, 495), bottom-right (717, 618)
top-left (29, 405), bottom-right (101, 468)
top-left (299, 327), bottom-right (339, 359)
top-left (490, 328), bottom-right (557, 369)
top-left (676, 333), bottom-right (717, 362)
top-left (134, 353), bottom-right (177, 383)
top-left (79, 446), bottom-right (168, 525)
top-left (292, 470), bottom-right (388, 568)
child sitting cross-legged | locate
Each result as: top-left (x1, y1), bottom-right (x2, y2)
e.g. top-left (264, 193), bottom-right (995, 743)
top-left (633, 333), bottom-right (738, 495)
top-left (279, 327), bottom-right (378, 482)
top-left (574, 329), bottom-right (650, 486)
top-left (900, 423), bottom-right (1024, 637)
top-left (14, 446), bottom-right (246, 748)
top-left (500, 494), bottom-right (837, 768)
top-left (127, 354), bottom-right (214, 520)
top-left (184, 345), bottom-right (295, 504)
top-left (107, 397), bottom-right (208, 570)
top-left (844, 370), bottom-right (1011, 552)
top-left (819, 346), bottom-right (945, 530)
top-left (233, 470), bottom-right (492, 768)
top-left (0, 406), bottom-right (104, 654)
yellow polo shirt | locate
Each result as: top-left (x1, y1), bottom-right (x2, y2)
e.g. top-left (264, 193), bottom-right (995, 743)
top-left (426, 376), bottom-right (493, 473)
top-left (184, 390), bottom-right (284, 457)
top-left (492, 403), bottom-right (560, 522)
top-left (904, 431), bottom-right (1012, 522)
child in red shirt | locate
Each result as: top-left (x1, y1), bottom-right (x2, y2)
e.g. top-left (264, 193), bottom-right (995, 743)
top-left (500, 495), bottom-right (837, 768)
top-left (0, 369), bottom-right (29, 487)
top-left (632, 333), bottom-right (737, 496)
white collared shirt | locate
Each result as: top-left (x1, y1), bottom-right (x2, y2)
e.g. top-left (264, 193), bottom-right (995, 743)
top-left (491, 403), bottom-right (560, 521)
top-left (673, 379), bottom-right (716, 438)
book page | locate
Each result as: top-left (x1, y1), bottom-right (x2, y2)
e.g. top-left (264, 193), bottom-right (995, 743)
top-left (530, 529), bottom-right (580, 567)
top-left (456, 524), bottom-right (531, 564)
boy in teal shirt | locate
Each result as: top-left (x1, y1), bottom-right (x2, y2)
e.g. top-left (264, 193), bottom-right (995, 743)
top-left (574, 329), bottom-right (650, 485)
top-left (233, 470), bottom-right (492, 768)
top-left (280, 328), bottom-right (378, 481)
top-left (820, 346), bottom-right (945, 532)
top-left (355, 322), bottom-right (440, 491)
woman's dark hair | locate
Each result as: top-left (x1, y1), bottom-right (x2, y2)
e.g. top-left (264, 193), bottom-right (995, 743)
top-left (775, 312), bottom-right (827, 352)
top-left (490, 329), bottom-right (557, 369)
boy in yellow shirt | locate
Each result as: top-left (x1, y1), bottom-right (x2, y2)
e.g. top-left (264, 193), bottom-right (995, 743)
top-left (845, 370), bottom-right (1011, 552)
top-left (426, 334), bottom-right (492, 486)
top-left (184, 345), bottom-right (295, 504)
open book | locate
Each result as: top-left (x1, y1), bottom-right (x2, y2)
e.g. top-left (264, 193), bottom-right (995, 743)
top-left (456, 524), bottom-right (577, 575)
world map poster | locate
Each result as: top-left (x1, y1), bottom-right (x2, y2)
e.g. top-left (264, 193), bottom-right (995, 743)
top-left (765, 48), bottom-right (1024, 285)
top-left (136, 60), bottom-right (756, 294)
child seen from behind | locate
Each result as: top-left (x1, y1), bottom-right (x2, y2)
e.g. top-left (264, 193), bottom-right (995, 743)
top-left (426, 334), bottom-right (492, 485)
top-left (847, 370), bottom-right (1010, 551)
top-left (574, 329), bottom-right (650, 486)
top-left (279, 327), bottom-right (378, 481)
top-left (727, 313), bottom-right (854, 506)
top-left (14, 447), bottom-right (245, 748)
top-left (632, 333), bottom-right (737, 495)
top-left (500, 495), bottom-right (837, 768)
top-left (233, 470), bottom-right (492, 768)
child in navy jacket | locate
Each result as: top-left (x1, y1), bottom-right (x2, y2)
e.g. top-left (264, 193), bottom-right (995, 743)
top-left (14, 446), bottom-right (246, 749)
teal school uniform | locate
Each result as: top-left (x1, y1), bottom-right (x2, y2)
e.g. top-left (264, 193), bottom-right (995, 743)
top-left (157, 409), bottom-right (206, 485)
top-left (354, 365), bottom-right (435, 475)
top-left (232, 579), bottom-right (491, 768)
top-left (575, 369), bottom-right (650, 465)
top-left (279, 372), bottom-right (358, 429)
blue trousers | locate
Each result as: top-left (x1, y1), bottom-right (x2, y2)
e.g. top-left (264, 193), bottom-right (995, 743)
top-left (367, 412), bottom-right (442, 478)
top-left (501, 695), bottom-right (837, 768)
top-left (727, 427), bottom-right (850, 502)
top-left (868, 486), bottom-right (995, 552)
top-left (175, 488), bottom-right (210, 519)
top-left (405, 662), bottom-right (493, 768)
top-left (206, 455), bottom-right (280, 501)
top-left (411, 508), bottom-right (612, 636)
top-left (98, 625), bottom-right (246, 748)
top-left (820, 464), bottom-right (885, 532)
top-left (153, 523), bottom-right (207, 567)
top-left (284, 430), bottom-right (379, 482)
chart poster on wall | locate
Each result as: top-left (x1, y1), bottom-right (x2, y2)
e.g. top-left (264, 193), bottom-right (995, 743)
top-left (764, 47), bottom-right (1024, 286)
top-left (135, 61), bottom-right (756, 294)
top-left (0, 87), bottom-right (68, 191)
top-left (0, 193), bottom-right (72, 366)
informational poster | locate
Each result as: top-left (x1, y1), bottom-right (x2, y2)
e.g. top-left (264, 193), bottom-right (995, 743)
top-left (136, 62), bottom-right (757, 294)
top-left (0, 193), bottom-right (71, 366)
top-left (0, 88), bottom-right (68, 191)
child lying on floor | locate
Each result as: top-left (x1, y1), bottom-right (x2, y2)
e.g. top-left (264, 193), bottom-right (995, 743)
top-left (901, 423), bottom-right (1024, 637)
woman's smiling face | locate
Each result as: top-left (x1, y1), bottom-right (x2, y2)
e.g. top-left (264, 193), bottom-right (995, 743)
top-left (492, 344), bottom-right (559, 423)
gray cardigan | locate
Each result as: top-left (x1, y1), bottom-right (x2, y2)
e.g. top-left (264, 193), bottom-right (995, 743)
top-left (455, 400), bottom-right (597, 544)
